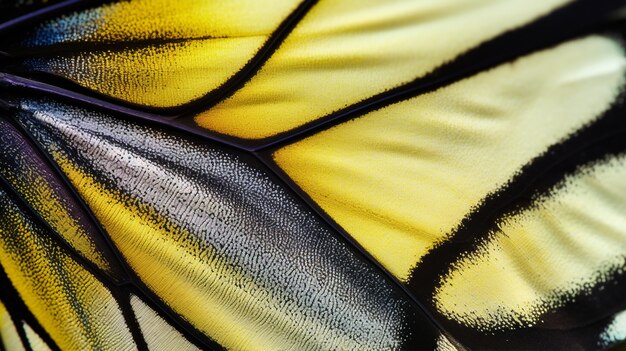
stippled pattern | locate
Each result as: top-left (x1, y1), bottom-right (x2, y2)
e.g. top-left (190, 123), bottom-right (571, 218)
top-left (1, 0), bottom-right (302, 108)
top-left (600, 310), bottom-right (626, 349)
top-left (0, 117), bottom-right (124, 280)
top-left (434, 155), bottom-right (626, 331)
top-left (0, 188), bottom-right (136, 351)
top-left (1, 1), bottom-right (625, 350)
top-left (14, 97), bottom-right (438, 351)
top-left (19, 0), bottom-right (300, 46)
top-left (22, 38), bottom-right (265, 107)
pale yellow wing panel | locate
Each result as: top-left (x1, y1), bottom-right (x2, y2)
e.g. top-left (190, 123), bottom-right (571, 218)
top-left (436, 335), bottom-right (460, 351)
top-left (435, 154), bottom-right (626, 331)
top-left (273, 35), bottom-right (626, 280)
top-left (0, 302), bottom-right (26, 351)
top-left (197, 0), bottom-right (572, 139)
top-left (23, 323), bottom-right (52, 351)
top-left (16, 0), bottom-right (302, 107)
top-left (130, 296), bottom-right (200, 351)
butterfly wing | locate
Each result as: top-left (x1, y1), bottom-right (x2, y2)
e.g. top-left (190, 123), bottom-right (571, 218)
top-left (0, 0), bottom-right (625, 350)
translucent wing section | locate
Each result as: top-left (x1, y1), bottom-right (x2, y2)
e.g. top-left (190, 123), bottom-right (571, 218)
top-left (2, 0), bottom-right (302, 107)
top-left (11, 96), bottom-right (441, 350)
top-left (274, 35), bottom-right (626, 280)
top-left (194, 0), bottom-right (571, 139)
top-left (0, 189), bottom-right (136, 351)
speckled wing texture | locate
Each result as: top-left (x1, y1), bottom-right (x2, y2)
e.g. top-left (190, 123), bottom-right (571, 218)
top-left (0, 1), bottom-right (625, 351)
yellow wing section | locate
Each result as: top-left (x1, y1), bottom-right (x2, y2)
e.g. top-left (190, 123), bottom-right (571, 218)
top-left (435, 154), bottom-right (626, 331)
top-left (0, 118), bottom-right (122, 279)
top-left (274, 35), bottom-right (626, 280)
top-left (196, 0), bottom-right (571, 139)
top-left (18, 0), bottom-right (301, 107)
top-left (0, 190), bottom-right (136, 351)
top-left (12, 95), bottom-right (438, 351)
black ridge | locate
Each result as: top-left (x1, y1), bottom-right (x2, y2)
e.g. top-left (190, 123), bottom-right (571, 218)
top-left (0, 0), bottom-right (624, 350)
top-left (254, 0), bottom-right (626, 151)
top-left (0, 0), bottom-right (319, 117)
top-left (6, 106), bottom-right (224, 351)
top-left (406, 78), bottom-right (626, 349)
top-left (408, 92), bottom-right (626, 301)
top-left (114, 288), bottom-right (149, 351)
top-left (0, 262), bottom-right (61, 351)
top-left (252, 151), bottom-right (452, 348)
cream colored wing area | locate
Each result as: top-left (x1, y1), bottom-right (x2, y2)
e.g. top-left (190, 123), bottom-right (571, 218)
top-left (130, 295), bottom-right (200, 351)
top-left (18, 0), bottom-right (301, 107)
top-left (0, 302), bottom-right (26, 351)
top-left (434, 154), bottom-right (626, 331)
top-left (0, 190), bottom-right (136, 351)
top-left (196, 0), bottom-right (572, 139)
top-left (273, 35), bottom-right (626, 280)
top-left (23, 323), bottom-right (52, 351)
